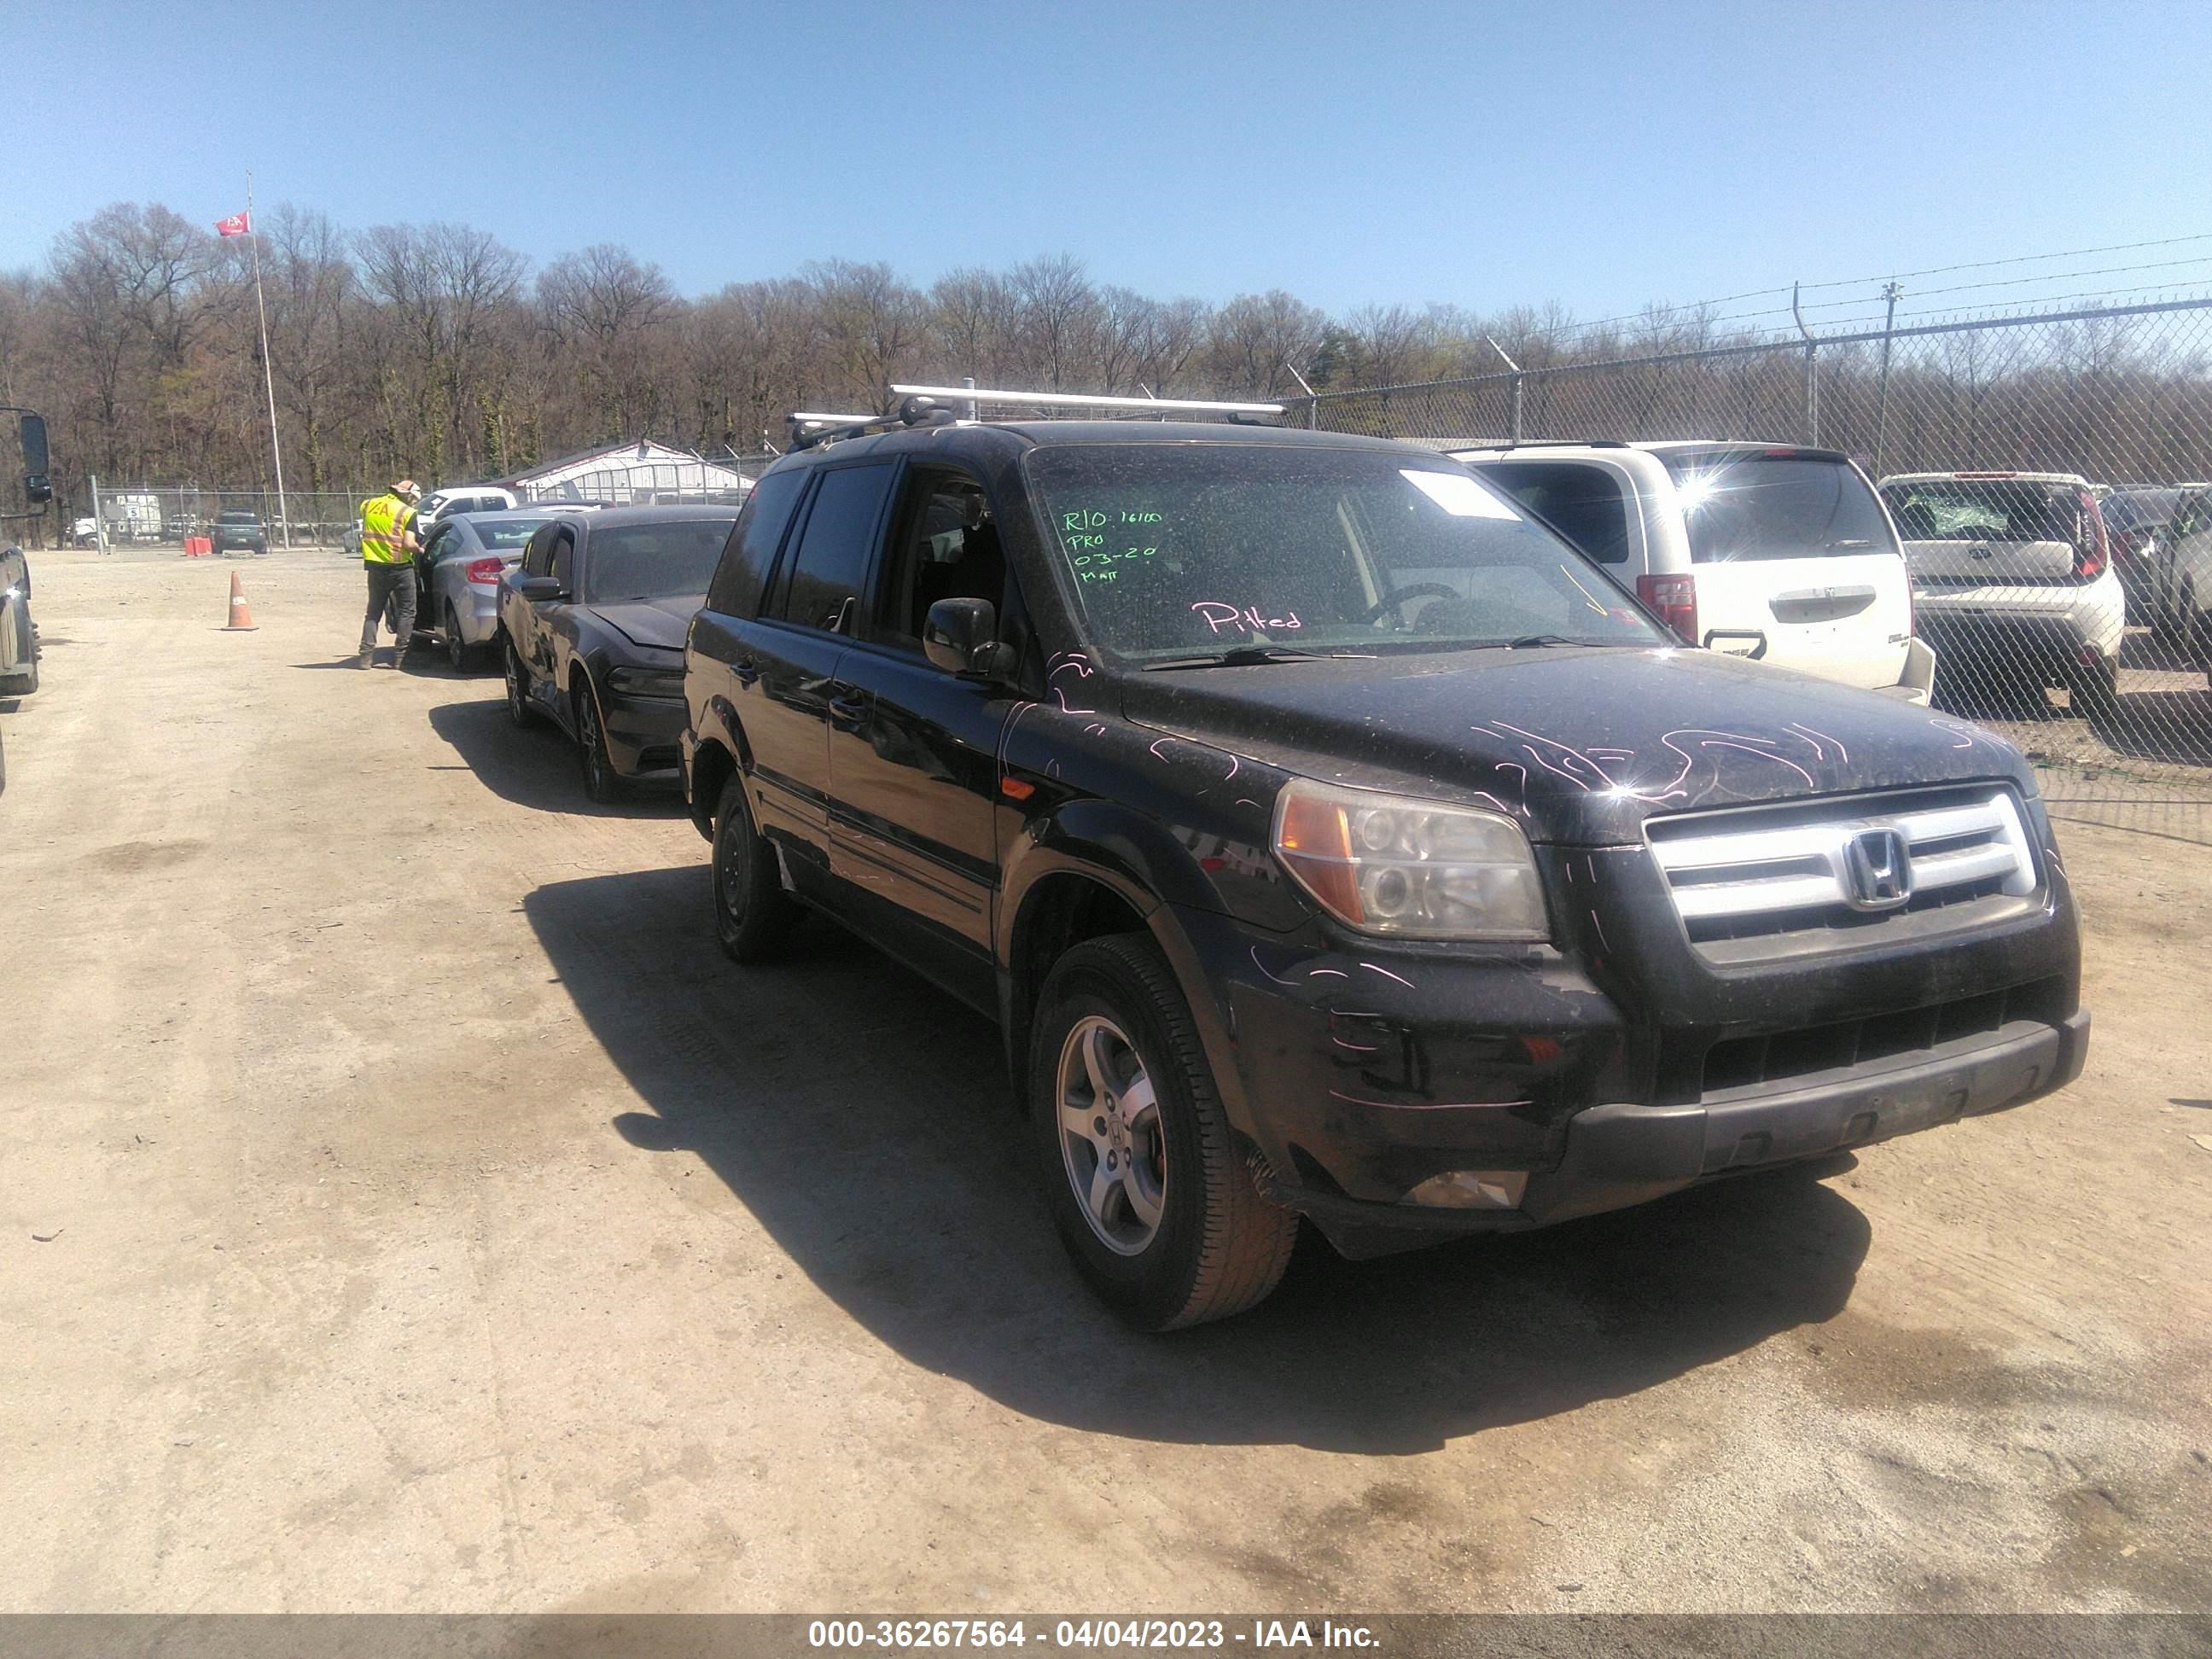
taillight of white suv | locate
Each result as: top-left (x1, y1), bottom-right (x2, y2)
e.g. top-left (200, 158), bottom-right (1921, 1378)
top-left (2073, 491), bottom-right (2110, 581)
top-left (1637, 573), bottom-right (1697, 643)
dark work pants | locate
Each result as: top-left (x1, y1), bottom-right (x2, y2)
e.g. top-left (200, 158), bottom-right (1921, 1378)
top-left (360, 562), bottom-right (418, 654)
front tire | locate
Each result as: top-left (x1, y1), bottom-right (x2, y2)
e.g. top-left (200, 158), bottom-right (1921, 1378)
top-left (1028, 934), bottom-right (1297, 1331)
top-left (504, 636), bottom-right (540, 728)
top-left (712, 774), bottom-right (800, 962)
top-left (575, 678), bottom-right (623, 803)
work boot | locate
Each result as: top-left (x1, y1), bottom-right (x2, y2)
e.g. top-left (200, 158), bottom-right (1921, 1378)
top-left (384, 650), bottom-right (409, 672)
top-left (356, 649), bottom-right (374, 669)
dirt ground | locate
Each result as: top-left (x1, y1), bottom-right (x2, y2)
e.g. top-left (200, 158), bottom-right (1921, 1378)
top-left (3, 545), bottom-right (2208, 1615)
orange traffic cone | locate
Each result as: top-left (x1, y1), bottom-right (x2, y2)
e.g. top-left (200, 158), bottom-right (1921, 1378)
top-left (224, 570), bottom-right (258, 632)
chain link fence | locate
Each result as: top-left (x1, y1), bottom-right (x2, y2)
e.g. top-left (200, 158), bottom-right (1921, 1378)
top-left (65, 482), bottom-right (372, 552)
top-left (1284, 297), bottom-right (2212, 841)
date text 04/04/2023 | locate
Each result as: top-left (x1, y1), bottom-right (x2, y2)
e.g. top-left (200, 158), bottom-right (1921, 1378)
top-left (805, 1618), bottom-right (1380, 1649)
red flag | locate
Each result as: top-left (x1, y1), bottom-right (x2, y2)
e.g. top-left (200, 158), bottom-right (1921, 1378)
top-left (215, 211), bottom-right (251, 238)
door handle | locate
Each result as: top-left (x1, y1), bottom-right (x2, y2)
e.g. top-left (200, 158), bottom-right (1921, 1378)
top-left (828, 695), bottom-right (866, 722)
top-left (734, 660), bottom-right (760, 687)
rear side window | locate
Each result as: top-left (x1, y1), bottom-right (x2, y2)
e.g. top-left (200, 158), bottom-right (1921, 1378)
top-left (1476, 461), bottom-right (1633, 564)
top-left (521, 524), bottom-right (556, 576)
top-left (771, 463), bottom-right (897, 632)
top-left (706, 469), bottom-right (806, 617)
top-left (1662, 452), bottom-right (1895, 562)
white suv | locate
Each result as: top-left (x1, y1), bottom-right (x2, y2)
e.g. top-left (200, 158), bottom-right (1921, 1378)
top-left (1453, 441), bottom-right (1934, 701)
top-left (1876, 471), bottom-right (2126, 715)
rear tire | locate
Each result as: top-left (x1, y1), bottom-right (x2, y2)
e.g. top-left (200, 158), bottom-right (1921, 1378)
top-left (2069, 654), bottom-right (2120, 721)
top-left (712, 774), bottom-right (800, 962)
top-left (503, 636), bottom-right (540, 728)
top-left (445, 603), bottom-right (476, 673)
top-left (1028, 934), bottom-right (1297, 1330)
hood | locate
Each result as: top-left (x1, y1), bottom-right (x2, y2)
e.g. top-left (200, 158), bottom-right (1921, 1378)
top-left (1117, 646), bottom-right (2035, 845)
top-left (586, 595), bottom-right (701, 651)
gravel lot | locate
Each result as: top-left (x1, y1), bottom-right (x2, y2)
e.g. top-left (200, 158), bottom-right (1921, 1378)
top-left (3, 546), bottom-right (2208, 1613)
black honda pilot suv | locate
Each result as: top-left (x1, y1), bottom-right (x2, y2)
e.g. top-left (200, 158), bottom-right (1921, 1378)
top-left (682, 409), bottom-right (2088, 1330)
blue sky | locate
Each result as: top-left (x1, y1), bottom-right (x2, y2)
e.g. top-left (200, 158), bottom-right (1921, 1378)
top-left (15, 0), bottom-right (2211, 323)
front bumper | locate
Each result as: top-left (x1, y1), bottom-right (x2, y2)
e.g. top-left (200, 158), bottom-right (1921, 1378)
top-left (601, 689), bottom-right (687, 782)
top-left (1167, 822), bottom-right (2085, 1256)
top-left (1266, 1010), bottom-right (2087, 1254)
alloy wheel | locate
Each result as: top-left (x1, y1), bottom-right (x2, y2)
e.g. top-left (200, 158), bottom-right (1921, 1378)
top-left (579, 691), bottom-right (613, 798)
top-left (1055, 1015), bottom-right (1167, 1256)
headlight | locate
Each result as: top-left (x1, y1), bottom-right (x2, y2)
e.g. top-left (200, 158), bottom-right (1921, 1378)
top-left (606, 666), bottom-right (685, 699)
top-left (1272, 778), bottom-right (1549, 940)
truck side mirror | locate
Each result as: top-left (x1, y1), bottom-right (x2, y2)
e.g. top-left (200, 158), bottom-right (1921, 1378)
top-left (924, 597), bottom-right (1015, 680)
top-left (19, 414), bottom-right (49, 506)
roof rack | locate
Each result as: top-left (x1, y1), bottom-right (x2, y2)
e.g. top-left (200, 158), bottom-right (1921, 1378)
top-left (889, 383), bottom-right (1284, 418)
top-left (786, 384), bottom-right (1287, 451)
top-left (785, 404), bottom-right (958, 451)
top-left (1450, 438), bottom-right (1628, 452)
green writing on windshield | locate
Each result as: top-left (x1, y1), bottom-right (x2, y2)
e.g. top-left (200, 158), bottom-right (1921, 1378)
top-left (1061, 508), bottom-right (1167, 582)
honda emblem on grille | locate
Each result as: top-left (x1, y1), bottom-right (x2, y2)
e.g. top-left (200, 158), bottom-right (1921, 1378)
top-left (1845, 827), bottom-right (1913, 911)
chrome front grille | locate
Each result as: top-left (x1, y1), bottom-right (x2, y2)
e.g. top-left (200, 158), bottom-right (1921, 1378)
top-left (1647, 786), bottom-right (2041, 962)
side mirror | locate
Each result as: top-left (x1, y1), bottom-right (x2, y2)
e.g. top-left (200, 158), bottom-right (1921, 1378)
top-left (18, 414), bottom-right (49, 506)
top-left (516, 574), bottom-right (564, 602)
top-left (924, 597), bottom-right (1015, 679)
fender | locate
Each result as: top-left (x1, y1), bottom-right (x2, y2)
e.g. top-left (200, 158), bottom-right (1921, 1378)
top-left (685, 690), bottom-right (754, 841)
top-left (996, 797), bottom-right (1302, 1151)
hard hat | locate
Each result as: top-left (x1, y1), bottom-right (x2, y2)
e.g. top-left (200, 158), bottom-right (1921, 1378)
top-left (394, 478), bottom-right (421, 500)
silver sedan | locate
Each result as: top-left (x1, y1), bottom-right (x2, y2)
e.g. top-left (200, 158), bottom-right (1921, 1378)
top-left (412, 509), bottom-right (558, 671)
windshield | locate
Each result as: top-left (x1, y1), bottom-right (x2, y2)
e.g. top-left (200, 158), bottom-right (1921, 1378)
top-left (1022, 445), bottom-right (1662, 661)
top-left (583, 517), bottom-right (736, 602)
top-left (1659, 451), bottom-right (1895, 562)
top-left (218, 510), bottom-right (258, 524)
top-left (1877, 479), bottom-right (2081, 543)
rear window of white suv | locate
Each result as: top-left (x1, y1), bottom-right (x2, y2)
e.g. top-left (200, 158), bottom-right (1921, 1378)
top-left (1661, 448), bottom-right (1896, 563)
top-left (1877, 479), bottom-right (2079, 543)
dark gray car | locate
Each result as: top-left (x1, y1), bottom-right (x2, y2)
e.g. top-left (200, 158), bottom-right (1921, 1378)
top-left (497, 504), bottom-right (739, 800)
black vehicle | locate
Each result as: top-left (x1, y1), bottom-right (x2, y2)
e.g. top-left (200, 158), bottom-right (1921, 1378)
top-left (681, 405), bottom-right (2089, 1330)
top-left (211, 509), bottom-right (269, 556)
top-left (498, 504), bottom-right (739, 801)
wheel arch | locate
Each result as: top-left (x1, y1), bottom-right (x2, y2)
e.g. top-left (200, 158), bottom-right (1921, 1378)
top-left (687, 694), bottom-right (754, 841)
top-left (998, 840), bottom-right (1255, 1144)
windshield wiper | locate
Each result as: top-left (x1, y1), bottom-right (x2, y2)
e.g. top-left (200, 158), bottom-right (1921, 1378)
top-left (1505, 634), bottom-right (1594, 649)
top-left (1144, 645), bottom-right (1341, 671)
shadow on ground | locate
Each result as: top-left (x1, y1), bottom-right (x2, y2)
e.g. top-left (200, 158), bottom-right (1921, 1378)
top-left (2081, 690), bottom-right (2212, 766)
top-left (427, 696), bottom-right (686, 819)
top-left (526, 863), bottom-right (1871, 1452)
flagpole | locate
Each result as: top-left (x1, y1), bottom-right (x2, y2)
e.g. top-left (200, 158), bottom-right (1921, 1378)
top-left (244, 172), bottom-right (290, 549)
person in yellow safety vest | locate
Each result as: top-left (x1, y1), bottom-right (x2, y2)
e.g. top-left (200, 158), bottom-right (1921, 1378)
top-left (356, 478), bottom-right (422, 668)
